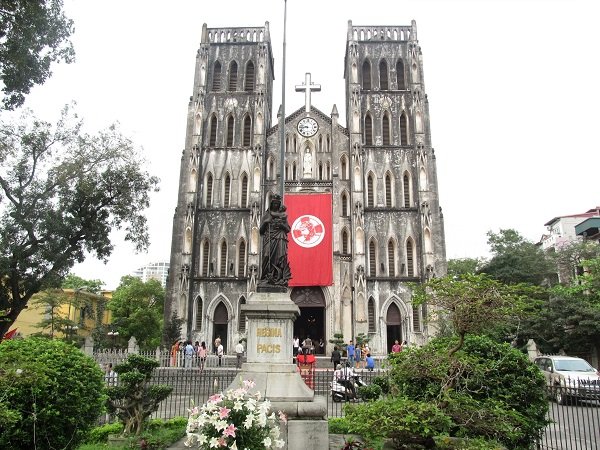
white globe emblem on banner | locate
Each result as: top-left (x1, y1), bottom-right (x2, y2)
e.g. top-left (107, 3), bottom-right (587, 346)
top-left (291, 215), bottom-right (325, 248)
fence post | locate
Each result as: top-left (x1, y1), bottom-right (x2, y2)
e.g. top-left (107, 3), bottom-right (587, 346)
top-left (83, 335), bottom-right (94, 357)
top-left (155, 347), bottom-right (162, 365)
top-left (128, 336), bottom-right (139, 354)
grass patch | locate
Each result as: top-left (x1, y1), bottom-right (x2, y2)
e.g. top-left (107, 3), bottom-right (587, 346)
top-left (78, 418), bottom-right (187, 450)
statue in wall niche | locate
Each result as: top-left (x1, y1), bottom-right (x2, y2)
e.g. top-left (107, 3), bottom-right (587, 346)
top-left (179, 264), bottom-right (190, 291)
top-left (303, 148), bottom-right (313, 177)
top-left (258, 194), bottom-right (291, 291)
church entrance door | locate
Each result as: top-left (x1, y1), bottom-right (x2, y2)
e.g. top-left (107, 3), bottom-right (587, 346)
top-left (212, 302), bottom-right (228, 353)
top-left (291, 287), bottom-right (326, 354)
top-left (386, 303), bottom-right (402, 353)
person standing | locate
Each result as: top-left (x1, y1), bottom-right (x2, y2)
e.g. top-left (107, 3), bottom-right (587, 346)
top-left (184, 341), bottom-right (195, 369)
top-left (293, 336), bottom-right (300, 357)
top-left (391, 339), bottom-right (402, 353)
top-left (347, 340), bottom-right (355, 367)
top-left (217, 341), bottom-right (224, 366)
top-left (331, 345), bottom-right (341, 369)
top-left (170, 341), bottom-right (180, 367)
top-left (214, 335), bottom-right (221, 355)
top-left (354, 344), bottom-right (362, 369)
top-left (235, 340), bottom-right (244, 369)
top-left (198, 341), bottom-right (207, 371)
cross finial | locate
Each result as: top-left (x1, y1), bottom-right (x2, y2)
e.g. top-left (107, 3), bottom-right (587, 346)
top-left (295, 73), bottom-right (321, 113)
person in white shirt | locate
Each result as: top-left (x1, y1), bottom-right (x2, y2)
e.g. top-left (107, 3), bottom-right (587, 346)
top-left (184, 341), bottom-right (195, 369)
top-left (235, 340), bottom-right (245, 369)
top-left (217, 343), bottom-right (224, 366)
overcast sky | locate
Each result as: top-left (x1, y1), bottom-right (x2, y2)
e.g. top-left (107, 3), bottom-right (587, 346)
top-left (24, 0), bottom-right (600, 289)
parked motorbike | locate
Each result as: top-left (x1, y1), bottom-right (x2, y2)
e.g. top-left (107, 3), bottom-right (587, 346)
top-left (331, 364), bottom-right (367, 402)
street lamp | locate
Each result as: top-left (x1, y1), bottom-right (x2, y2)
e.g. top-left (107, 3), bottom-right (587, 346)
top-left (107, 330), bottom-right (119, 349)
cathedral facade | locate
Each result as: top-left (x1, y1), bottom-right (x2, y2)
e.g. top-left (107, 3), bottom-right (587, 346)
top-left (165, 20), bottom-right (446, 355)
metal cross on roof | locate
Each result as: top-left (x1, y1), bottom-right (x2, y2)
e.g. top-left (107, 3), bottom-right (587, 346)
top-left (295, 72), bottom-right (321, 113)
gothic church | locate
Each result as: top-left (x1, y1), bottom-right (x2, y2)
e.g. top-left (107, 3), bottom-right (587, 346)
top-left (165, 20), bottom-right (447, 354)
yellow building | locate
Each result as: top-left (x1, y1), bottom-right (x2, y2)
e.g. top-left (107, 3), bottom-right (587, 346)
top-left (10, 289), bottom-right (113, 339)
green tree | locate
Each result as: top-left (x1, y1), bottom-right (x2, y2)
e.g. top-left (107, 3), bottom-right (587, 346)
top-left (447, 257), bottom-right (484, 277)
top-left (521, 256), bottom-right (600, 360)
top-left (480, 229), bottom-right (555, 285)
top-left (107, 354), bottom-right (172, 436)
top-left (30, 288), bottom-right (75, 339)
top-left (62, 273), bottom-right (104, 293)
top-left (0, 106), bottom-right (160, 340)
top-left (163, 311), bottom-right (185, 347)
top-left (109, 276), bottom-right (165, 350)
top-left (551, 240), bottom-right (600, 283)
top-left (412, 273), bottom-right (539, 356)
top-left (0, 0), bottom-right (74, 109)
top-left (0, 337), bottom-right (105, 449)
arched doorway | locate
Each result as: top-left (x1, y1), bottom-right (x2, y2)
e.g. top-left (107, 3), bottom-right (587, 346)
top-left (212, 302), bottom-right (228, 353)
top-left (386, 303), bottom-right (402, 353)
top-left (291, 287), bottom-right (325, 354)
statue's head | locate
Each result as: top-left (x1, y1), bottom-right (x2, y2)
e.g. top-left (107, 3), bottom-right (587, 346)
top-left (270, 194), bottom-right (282, 210)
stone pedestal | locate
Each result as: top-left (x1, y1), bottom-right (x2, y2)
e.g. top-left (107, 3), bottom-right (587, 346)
top-left (228, 291), bottom-right (328, 450)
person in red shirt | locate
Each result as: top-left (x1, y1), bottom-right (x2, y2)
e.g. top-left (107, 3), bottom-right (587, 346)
top-left (391, 339), bottom-right (402, 353)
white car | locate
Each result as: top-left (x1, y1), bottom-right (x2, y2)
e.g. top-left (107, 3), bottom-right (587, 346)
top-left (534, 355), bottom-right (600, 404)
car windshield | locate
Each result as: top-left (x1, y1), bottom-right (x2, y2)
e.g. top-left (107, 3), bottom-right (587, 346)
top-left (554, 359), bottom-right (595, 372)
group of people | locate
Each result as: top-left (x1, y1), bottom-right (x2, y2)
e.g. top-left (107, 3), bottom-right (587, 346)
top-left (169, 336), bottom-right (245, 369)
top-left (292, 336), bottom-right (325, 356)
top-left (330, 340), bottom-right (375, 371)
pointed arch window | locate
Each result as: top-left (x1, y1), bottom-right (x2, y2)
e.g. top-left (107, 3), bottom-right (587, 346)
top-left (406, 238), bottom-right (415, 277)
top-left (220, 240), bottom-right (228, 276)
top-left (364, 114), bottom-right (373, 146)
top-left (243, 115), bottom-right (252, 147)
top-left (240, 173), bottom-right (248, 207)
top-left (341, 192), bottom-right (349, 217)
top-left (244, 61), bottom-right (255, 92)
top-left (212, 61), bottom-right (222, 91)
top-left (228, 61), bottom-right (238, 91)
top-left (238, 297), bottom-right (247, 332)
top-left (209, 114), bottom-right (217, 147)
top-left (362, 60), bottom-right (372, 90)
top-left (379, 60), bottom-right (389, 90)
top-left (342, 229), bottom-right (350, 254)
top-left (292, 162), bottom-right (297, 180)
top-left (382, 114), bottom-right (391, 145)
top-left (368, 298), bottom-right (376, 332)
top-left (223, 173), bottom-right (231, 208)
top-left (269, 158), bottom-right (275, 180)
top-left (326, 162), bottom-right (331, 179)
top-left (388, 239), bottom-right (396, 276)
top-left (412, 304), bottom-right (421, 331)
top-left (201, 241), bottom-right (210, 276)
top-left (340, 155), bottom-right (348, 180)
top-left (369, 239), bottom-right (377, 276)
top-left (206, 173), bottom-right (213, 207)
top-left (403, 172), bottom-right (411, 207)
top-left (367, 173), bottom-right (375, 208)
top-left (195, 297), bottom-right (203, 329)
top-left (396, 59), bottom-right (406, 90)
top-left (226, 116), bottom-right (234, 147)
top-left (238, 239), bottom-right (246, 276)
top-left (400, 112), bottom-right (408, 146)
top-left (385, 173), bottom-right (392, 208)
top-left (318, 162), bottom-right (323, 180)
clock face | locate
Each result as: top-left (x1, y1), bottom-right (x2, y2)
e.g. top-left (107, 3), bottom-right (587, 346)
top-left (297, 117), bottom-right (319, 137)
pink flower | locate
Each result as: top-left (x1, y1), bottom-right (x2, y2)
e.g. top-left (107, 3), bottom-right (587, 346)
top-left (208, 394), bottom-right (223, 404)
top-left (218, 437), bottom-right (227, 447)
top-left (223, 423), bottom-right (237, 438)
top-left (219, 406), bottom-right (231, 419)
top-left (278, 410), bottom-right (288, 424)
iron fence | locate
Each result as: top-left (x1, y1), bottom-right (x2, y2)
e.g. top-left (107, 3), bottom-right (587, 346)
top-left (101, 367), bottom-right (600, 449)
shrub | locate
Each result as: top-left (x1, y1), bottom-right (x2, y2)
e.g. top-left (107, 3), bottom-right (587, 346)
top-left (371, 375), bottom-right (390, 394)
top-left (345, 397), bottom-right (453, 448)
top-left (329, 417), bottom-right (352, 434)
top-left (357, 383), bottom-right (382, 401)
top-left (107, 353), bottom-right (173, 435)
top-left (0, 337), bottom-right (106, 449)
top-left (385, 335), bottom-right (548, 449)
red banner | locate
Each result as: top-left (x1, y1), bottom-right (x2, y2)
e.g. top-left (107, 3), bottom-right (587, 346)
top-left (285, 193), bottom-right (333, 286)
